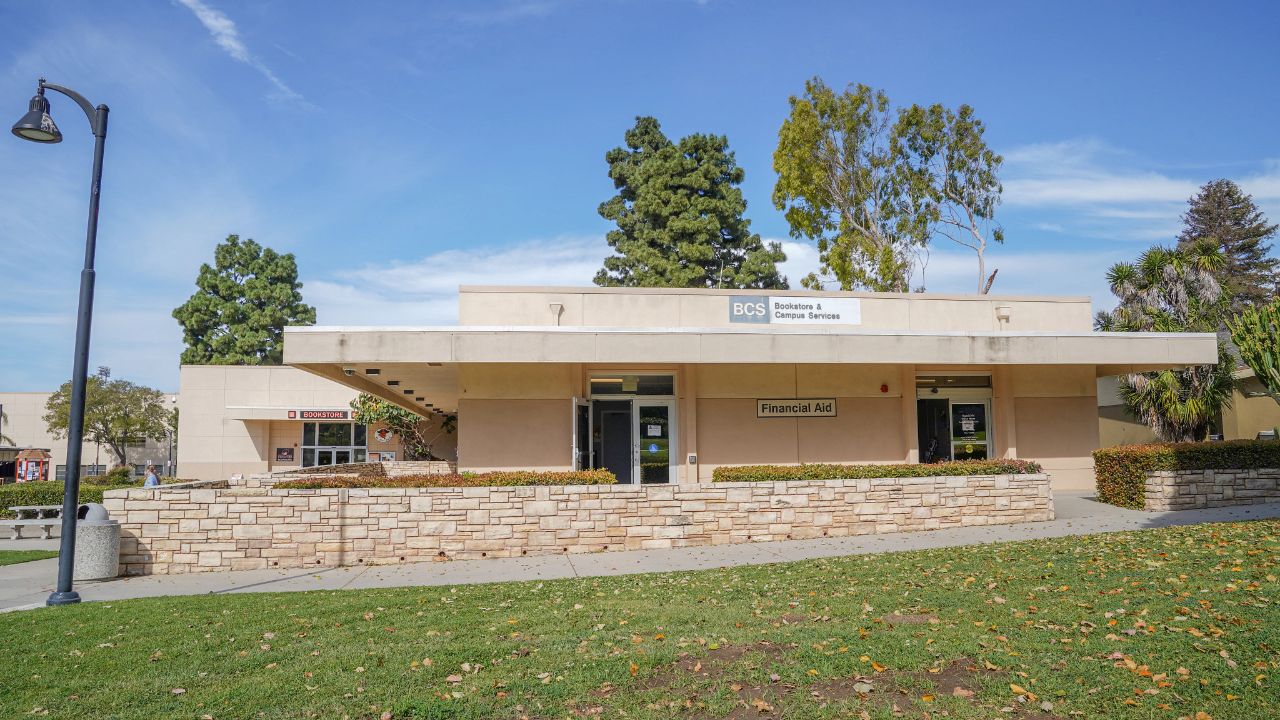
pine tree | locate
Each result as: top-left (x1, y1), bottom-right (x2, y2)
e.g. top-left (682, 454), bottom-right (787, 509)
top-left (1177, 179), bottom-right (1278, 312)
top-left (173, 235), bottom-right (316, 365)
top-left (595, 117), bottom-right (787, 289)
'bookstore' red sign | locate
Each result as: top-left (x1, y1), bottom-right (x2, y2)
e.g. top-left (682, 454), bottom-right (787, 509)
top-left (288, 410), bottom-right (349, 420)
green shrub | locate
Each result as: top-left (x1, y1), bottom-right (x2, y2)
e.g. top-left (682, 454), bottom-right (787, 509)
top-left (711, 459), bottom-right (1043, 483)
top-left (1093, 440), bottom-right (1280, 509)
top-left (101, 466), bottom-right (132, 484)
top-left (275, 469), bottom-right (617, 489)
top-left (0, 482), bottom-right (136, 519)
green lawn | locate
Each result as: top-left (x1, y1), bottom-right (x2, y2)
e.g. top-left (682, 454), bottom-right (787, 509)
top-left (1, 522), bottom-right (1277, 720)
top-left (0, 549), bottom-right (57, 566)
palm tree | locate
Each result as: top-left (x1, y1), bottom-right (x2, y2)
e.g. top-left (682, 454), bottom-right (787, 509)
top-left (1095, 241), bottom-right (1236, 442)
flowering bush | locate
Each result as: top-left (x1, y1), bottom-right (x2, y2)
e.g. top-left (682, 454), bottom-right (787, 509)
top-left (712, 459), bottom-right (1043, 483)
top-left (275, 469), bottom-right (616, 489)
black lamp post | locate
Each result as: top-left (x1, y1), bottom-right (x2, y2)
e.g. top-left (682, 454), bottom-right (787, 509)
top-left (12, 78), bottom-right (110, 607)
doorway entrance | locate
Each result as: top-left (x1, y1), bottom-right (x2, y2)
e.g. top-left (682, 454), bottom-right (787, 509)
top-left (576, 374), bottom-right (678, 484)
top-left (916, 375), bottom-right (992, 463)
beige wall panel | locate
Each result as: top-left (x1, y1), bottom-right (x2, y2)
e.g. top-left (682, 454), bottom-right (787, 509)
top-left (696, 398), bottom-right (799, 467)
top-left (459, 364), bottom-right (577, 399)
top-left (907, 299), bottom-right (998, 332)
top-left (796, 364), bottom-right (900, 397)
top-left (457, 398), bottom-right (571, 471)
top-left (177, 366), bottom-right (228, 389)
top-left (1010, 365), bottom-right (1097, 398)
top-left (267, 421), bottom-right (303, 471)
top-left (582, 293), bottom-right (672, 327)
top-left (796, 398), bottom-right (905, 462)
top-left (1221, 392), bottom-right (1280, 440)
top-left (1015, 396), bottom-right (1099, 490)
top-left (460, 291), bottom-right (585, 326)
top-left (695, 364), bottom-right (796, 399)
top-left (1097, 408), bottom-right (1158, 447)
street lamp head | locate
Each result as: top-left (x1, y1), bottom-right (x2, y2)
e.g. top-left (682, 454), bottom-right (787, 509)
top-left (12, 89), bottom-right (62, 143)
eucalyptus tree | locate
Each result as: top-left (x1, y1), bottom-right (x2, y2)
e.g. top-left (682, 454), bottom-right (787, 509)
top-left (772, 79), bottom-right (922, 291)
top-left (772, 78), bottom-right (1005, 293)
top-left (1095, 242), bottom-right (1235, 442)
top-left (895, 103), bottom-right (1004, 293)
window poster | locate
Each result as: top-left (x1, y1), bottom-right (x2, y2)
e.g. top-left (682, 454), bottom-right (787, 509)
top-left (950, 404), bottom-right (987, 442)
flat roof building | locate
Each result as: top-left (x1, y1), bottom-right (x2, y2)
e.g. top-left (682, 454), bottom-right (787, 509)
top-left (270, 285), bottom-right (1215, 490)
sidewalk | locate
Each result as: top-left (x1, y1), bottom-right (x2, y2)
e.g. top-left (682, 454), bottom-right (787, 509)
top-left (4, 492), bottom-right (1280, 612)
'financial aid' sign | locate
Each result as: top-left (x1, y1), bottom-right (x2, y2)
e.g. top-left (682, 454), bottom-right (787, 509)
top-left (729, 296), bottom-right (861, 326)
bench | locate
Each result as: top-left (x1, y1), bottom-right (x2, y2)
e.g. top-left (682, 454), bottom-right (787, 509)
top-left (0, 519), bottom-right (58, 540)
top-left (3, 504), bottom-right (64, 540)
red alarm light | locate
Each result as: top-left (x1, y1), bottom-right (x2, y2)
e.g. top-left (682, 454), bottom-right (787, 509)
top-left (880, 384), bottom-right (889, 393)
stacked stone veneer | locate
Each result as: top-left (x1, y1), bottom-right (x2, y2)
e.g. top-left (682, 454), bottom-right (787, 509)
top-left (103, 473), bottom-right (1053, 576)
top-left (1144, 468), bottom-right (1280, 511)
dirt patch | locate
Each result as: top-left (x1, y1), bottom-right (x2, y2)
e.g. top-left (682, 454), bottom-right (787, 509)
top-left (581, 648), bottom-right (1060, 719)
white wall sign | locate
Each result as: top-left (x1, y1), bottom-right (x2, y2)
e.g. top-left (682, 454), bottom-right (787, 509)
top-left (730, 296), bottom-right (861, 325)
top-left (756, 398), bottom-right (837, 418)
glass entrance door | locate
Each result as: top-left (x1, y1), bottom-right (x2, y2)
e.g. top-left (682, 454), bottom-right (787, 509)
top-left (634, 400), bottom-right (675, 484)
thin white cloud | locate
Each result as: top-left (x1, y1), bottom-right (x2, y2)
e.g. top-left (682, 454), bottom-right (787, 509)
top-left (175, 0), bottom-right (304, 103)
top-left (308, 235), bottom-right (609, 326)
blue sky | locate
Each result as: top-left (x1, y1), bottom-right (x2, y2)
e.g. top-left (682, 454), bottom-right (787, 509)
top-left (2, 0), bottom-right (1279, 391)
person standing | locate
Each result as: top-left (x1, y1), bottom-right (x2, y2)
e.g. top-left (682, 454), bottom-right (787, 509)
top-left (143, 464), bottom-right (160, 487)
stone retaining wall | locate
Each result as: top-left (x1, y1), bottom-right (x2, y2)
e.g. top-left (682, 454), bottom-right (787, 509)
top-left (1145, 468), bottom-right (1280, 511)
top-left (103, 473), bottom-right (1053, 576)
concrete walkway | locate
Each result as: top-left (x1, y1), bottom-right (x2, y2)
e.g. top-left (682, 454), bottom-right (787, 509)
top-left (4, 492), bottom-right (1280, 612)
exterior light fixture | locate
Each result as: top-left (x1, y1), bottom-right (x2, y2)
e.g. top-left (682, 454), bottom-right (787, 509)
top-left (364, 368), bottom-right (381, 375)
top-left (12, 78), bottom-right (110, 607)
top-left (403, 389), bottom-right (414, 395)
top-left (11, 88), bottom-right (61, 142)
top-left (387, 380), bottom-right (400, 386)
top-left (414, 397), bottom-right (424, 402)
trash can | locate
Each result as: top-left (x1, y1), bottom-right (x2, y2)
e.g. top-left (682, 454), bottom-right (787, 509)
top-left (73, 503), bottom-right (120, 581)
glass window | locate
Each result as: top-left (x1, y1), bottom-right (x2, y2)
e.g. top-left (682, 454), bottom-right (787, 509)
top-left (317, 423), bottom-right (352, 446)
top-left (353, 424), bottom-right (367, 446)
top-left (590, 374), bottom-right (675, 396)
top-left (302, 448), bottom-right (316, 467)
top-left (302, 423), bottom-right (316, 446)
top-left (353, 449), bottom-right (367, 463)
top-left (56, 465), bottom-right (67, 481)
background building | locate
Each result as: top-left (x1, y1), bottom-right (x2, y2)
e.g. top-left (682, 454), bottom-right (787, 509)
top-left (0, 391), bottom-right (176, 481)
top-left (1098, 369), bottom-right (1280, 446)
top-left (280, 285), bottom-right (1215, 490)
top-left (175, 365), bottom-right (453, 480)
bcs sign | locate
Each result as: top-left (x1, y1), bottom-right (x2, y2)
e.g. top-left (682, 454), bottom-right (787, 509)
top-left (729, 296), bottom-right (861, 326)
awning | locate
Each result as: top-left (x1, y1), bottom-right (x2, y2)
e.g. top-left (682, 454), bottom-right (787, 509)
top-left (284, 325), bottom-right (1217, 414)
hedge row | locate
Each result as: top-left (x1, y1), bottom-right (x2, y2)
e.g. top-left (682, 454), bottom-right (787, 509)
top-left (0, 482), bottom-right (138, 519)
top-left (1093, 440), bottom-right (1280, 509)
top-left (275, 469), bottom-right (617, 489)
top-left (286, 462), bottom-right (387, 478)
top-left (711, 459), bottom-right (1043, 483)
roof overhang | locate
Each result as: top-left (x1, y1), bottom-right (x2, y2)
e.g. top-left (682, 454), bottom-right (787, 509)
top-left (285, 326), bottom-right (1218, 413)
top-left (287, 325), bottom-right (1217, 367)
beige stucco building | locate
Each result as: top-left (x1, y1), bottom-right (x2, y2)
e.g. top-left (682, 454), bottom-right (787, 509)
top-left (0, 391), bottom-right (175, 480)
top-left (1098, 368), bottom-right (1280, 446)
top-left (175, 365), bottom-right (457, 481)
top-left (267, 285), bottom-right (1216, 490)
